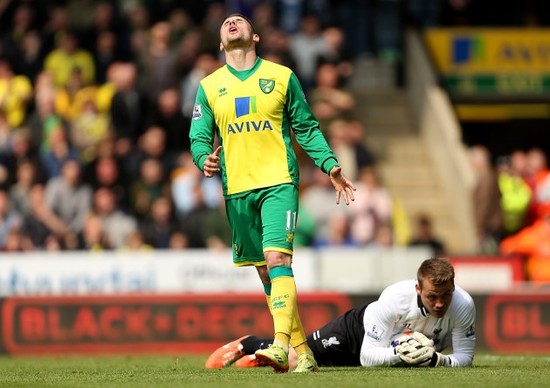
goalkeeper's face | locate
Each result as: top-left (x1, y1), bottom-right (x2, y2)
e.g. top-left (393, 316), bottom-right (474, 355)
top-left (416, 278), bottom-right (454, 318)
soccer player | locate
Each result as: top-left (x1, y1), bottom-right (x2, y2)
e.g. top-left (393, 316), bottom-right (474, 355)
top-left (205, 257), bottom-right (476, 369)
top-left (189, 14), bottom-right (356, 373)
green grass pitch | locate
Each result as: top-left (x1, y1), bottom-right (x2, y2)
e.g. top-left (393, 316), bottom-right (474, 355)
top-left (0, 353), bottom-right (549, 387)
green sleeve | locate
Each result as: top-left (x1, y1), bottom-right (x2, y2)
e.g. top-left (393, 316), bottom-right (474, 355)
top-left (285, 72), bottom-right (339, 175)
top-left (189, 84), bottom-right (216, 171)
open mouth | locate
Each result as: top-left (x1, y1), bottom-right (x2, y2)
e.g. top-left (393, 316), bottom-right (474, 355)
top-left (229, 26), bottom-right (238, 33)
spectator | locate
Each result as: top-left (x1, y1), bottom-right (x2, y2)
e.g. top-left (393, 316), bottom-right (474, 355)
top-left (1, 3), bottom-right (37, 63)
top-left (9, 159), bottom-right (39, 216)
top-left (259, 27), bottom-right (297, 69)
top-left (20, 183), bottom-right (71, 249)
top-left (14, 30), bottom-right (45, 85)
top-left (1, 127), bottom-right (42, 187)
top-left (309, 62), bottom-right (355, 126)
top-left (120, 230), bottom-right (153, 251)
top-left (176, 29), bottom-right (204, 77)
top-left (39, 122), bottom-right (79, 180)
top-left (496, 154), bottom-right (532, 237)
top-left (25, 73), bottom-right (68, 155)
top-left (301, 169), bottom-right (351, 245)
top-left (179, 180), bottom-right (218, 248)
top-left (146, 87), bottom-right (190, 156)
top-left (69, 94), bottom-right (110, 163)
top-left (44, 159), bottom-right (93, 236)
top-left (347, 119), bottom-right (377, 171)
top-left (140, 196), bottom-right (180, 249)
top-left (320, 26), bottom-right (354, 78)
top-left (109, 62), bottom-right (147, 151)
top-left (288, 14), bottom-right (328, 93)
top-left (54, 66), bottom-right (97, 123)
top-left (0, 189), bottom-right (22, 249)
top-left (312, 212), bottom-right (356, 248)
top-left (170, 151), bottom-right (222, 221)
top-left (168, 231), bottom-right (190, 249)
top-left (202, 196), bottom-right (232, 251)
top-left (408, 214), bottom-right (446, 256)
top-left (78, 211), bottom-right (112, 250)
top-left (124, 125), bottom-right (173, 182)
top-left (128, 157), bottom-right (168, 221)
top-left (500, 208), bottom-right (550, 284)
top-left (349, 166), bottom-right (393, 245)
top-left (1, 227), bottom-right (29, 252)
top-left (326, 119), bottom-right (359, 181)
top-left (135, 21), bottom-right (179, 103)
top-left (469, 145), bottom-right (503, 254)
top-left (92, 186), bottom-right (137, 249)
top-left (86, 153), bottom-right (129, 210)
top-left (80, 1), bottom-right (131, 66)
top-left (43, 29), bottom-right (95, 88)
top-left (525, 147), bottom-right (550, 224)
top-left (41, 5), bottom-right (71, 55)
top-left (0, 58), bottom-right (33, 128)
top-left (368, 222), bottom-right (394, 248)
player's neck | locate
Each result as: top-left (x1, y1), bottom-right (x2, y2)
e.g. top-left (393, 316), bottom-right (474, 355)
top-left (225, 48), bottom-right (257, 71)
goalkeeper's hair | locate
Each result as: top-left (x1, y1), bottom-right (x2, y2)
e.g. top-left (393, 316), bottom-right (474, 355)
top-left (417, 257), bottom-right (455, 287)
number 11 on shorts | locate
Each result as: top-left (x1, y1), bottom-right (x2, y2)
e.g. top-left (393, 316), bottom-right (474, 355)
top-left (286, 210), bottom-right (297, 232)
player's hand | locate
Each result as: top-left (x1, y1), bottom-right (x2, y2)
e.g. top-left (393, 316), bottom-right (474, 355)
top-left (329, 166), bottom-right (356, 205)
top-left (410, 332), bottom-right (434, 348)
top-left (397, 341), bottom-right (434, 365)
top-left (392, 334), bottom-right (413, 348)
top-left (395, 332), bottom-right (435, 366)
top-left (203, 146), bottom-right (222, 177)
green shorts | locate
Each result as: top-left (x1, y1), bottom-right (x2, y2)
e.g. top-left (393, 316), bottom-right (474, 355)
top-left (225, 184), bottom-right (299, 267)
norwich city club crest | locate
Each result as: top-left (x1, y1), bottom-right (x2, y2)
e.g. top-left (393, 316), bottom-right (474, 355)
top-left (259, 78), bottom-right (275, 94)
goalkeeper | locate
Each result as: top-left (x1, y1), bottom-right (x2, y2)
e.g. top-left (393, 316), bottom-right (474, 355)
top-left (206, 257), bottom-right (475, 369)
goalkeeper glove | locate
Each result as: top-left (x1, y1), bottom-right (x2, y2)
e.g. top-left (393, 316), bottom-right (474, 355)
top-left (396, 341), bottom-right (434, 365)
top-left (395, 331), bottom-right (445, 367)
top-left (416, 349), bottom-right (446, 367)
top-left (409, 332), bottom-right (445, 367)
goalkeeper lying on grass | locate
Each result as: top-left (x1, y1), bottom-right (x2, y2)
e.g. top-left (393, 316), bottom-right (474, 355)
top-left (206, 257), bottom-right (476, 370)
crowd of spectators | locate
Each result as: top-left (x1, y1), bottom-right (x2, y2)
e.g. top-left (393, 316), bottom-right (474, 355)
top-left (467, 145), bottom-right (550, 282)
top-left (0, 0), bottom-right (401, 253)
top-left (1, 0), bottom-right (549, 262)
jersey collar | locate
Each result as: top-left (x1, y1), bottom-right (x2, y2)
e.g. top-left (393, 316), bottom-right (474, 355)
top-left (226, 57), bottom-right (263, 81)
top-left (417, 295), bottom-right (429, 317)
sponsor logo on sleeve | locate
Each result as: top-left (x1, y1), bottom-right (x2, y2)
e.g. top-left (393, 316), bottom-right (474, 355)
top-left (192, 104), bottom-right (202, 120)
top-left (366, 323), bottom-right (384, 341)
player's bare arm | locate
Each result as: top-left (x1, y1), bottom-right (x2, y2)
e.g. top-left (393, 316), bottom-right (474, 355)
top-left (329, 166), bottom-right (356, 205)
top-left (203, 146), bottom-right (222, 177)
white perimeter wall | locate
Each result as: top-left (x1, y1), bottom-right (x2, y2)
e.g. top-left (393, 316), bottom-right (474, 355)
top-left (0, 247), bottom-right (516, 296)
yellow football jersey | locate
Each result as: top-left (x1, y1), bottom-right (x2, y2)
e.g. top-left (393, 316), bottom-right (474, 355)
top-left (190, 58), bottom-right (338, 198)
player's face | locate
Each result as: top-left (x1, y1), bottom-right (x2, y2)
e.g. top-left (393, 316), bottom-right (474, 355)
top-left (219, 16), bottom-right (258, 51)
top-left (416, 278), bottom-right (454, 318)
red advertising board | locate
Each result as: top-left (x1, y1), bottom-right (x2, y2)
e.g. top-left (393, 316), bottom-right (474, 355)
top-left (484, 292), bottom-right (550, 353)
top-left (1, 293), bottom-right (351, 355)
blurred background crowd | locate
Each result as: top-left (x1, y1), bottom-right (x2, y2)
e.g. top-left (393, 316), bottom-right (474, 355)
top-left (0, 0), bottom-right (549, 277)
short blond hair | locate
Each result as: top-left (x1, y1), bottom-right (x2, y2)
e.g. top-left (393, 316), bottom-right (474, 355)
top-left (417, 257), bottom-right (455, 287)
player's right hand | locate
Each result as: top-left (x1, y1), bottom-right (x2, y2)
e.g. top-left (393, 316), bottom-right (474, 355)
top-left (395, 332), bottom-right (435, 366)
top-left (203, 146), bottom-right (222, 177)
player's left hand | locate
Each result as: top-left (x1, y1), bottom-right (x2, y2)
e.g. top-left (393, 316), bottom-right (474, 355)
top-left (396, 338), bottom-right (434, 366)
top-left (396, 332), bottom-right (445, 367)
top-left (329, 166), bottom-right (356, 205)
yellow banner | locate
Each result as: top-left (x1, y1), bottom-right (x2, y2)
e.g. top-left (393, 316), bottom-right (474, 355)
top-left (424, 28), bottom-right (550, 74)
